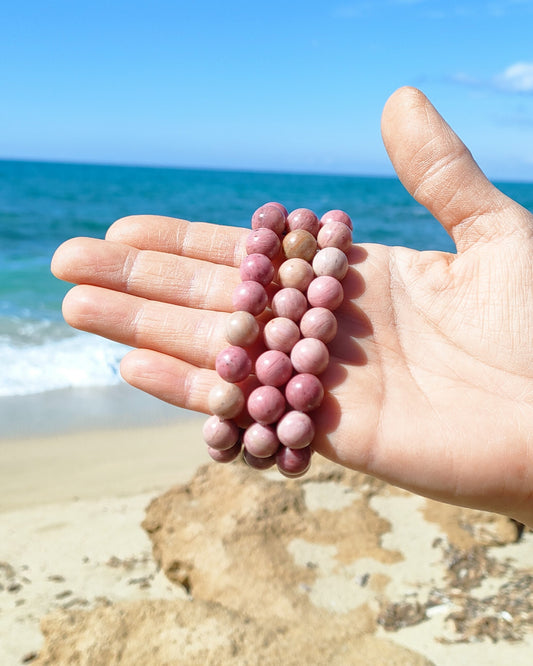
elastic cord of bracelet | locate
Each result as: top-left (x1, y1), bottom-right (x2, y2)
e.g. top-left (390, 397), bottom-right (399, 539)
top-left (203, 203), bottom-right (352, 478)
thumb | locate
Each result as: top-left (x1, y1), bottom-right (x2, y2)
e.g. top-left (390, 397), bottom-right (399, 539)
top-left (381, 86), bottom-right (532, 253)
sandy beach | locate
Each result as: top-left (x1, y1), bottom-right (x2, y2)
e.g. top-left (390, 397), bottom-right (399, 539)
top-left (2, 387), bottom-right (533, 665)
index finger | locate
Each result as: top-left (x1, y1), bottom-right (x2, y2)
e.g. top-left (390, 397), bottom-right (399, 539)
top-left (106, 215), bottom-right (249, 267)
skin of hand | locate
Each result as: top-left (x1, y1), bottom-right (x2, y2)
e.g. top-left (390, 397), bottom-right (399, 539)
top-left (51, 87), bottom-right (533, 526)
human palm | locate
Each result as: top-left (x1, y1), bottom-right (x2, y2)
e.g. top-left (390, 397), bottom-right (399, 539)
top-left (52, 87), bottom-right (533, 524)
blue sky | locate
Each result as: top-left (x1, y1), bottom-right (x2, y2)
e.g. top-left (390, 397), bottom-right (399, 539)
top-left (2, 0), bottom-right (533, 180)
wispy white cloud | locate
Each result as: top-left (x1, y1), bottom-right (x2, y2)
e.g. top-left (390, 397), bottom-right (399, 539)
top-left (450, 62), bottom-right (533, 94)
top-left (493, 62), bottom-right (533, 92)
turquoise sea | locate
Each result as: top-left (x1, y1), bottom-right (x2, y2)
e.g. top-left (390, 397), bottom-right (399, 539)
top-left (1, 158), bottom-right (532, 402)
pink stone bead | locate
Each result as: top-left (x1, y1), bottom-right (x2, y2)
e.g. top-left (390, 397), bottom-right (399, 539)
top-left (243, 449), bottom-right (277, 470)
top-left (215, 345), bottom-right (252, 383)
top-left (282, 229), bottom-right (317, 262)
top-left (207, 442), bottom-right (242, 463)
top-left (287, 208), bottom-right (320, 237)
top-left (307, 276), bottom-right (344, 310)
top-left (271, 288), bottom-right (308, 322)
top-left (243, 422), bottom-right (280, 457)
top-left (251, 204), bottom-right (286, 235)
top-left (208, 382), bottom-right (245, 419)
top-left (285, 373), bottom-right (324, 412)
top-left (255, 350), bottom-right (293, 387)
top-left (225, 311), bottom-right (260, 347)
top-left (232, 280), bottom-right (268, 316)
top-left (276, 445), bottom-right (312, 477)
top-left (320, 209), bottom-right (353, 230)
top-left (317, 220), bottom-right (352, 252)
top-left (290, 338), bottom-right (329, 375)
top-left (239, 253), bottom-right (275, 286)
top-left (277, 258), bottom-right (314, 291)
top-left (245, 228), bottom-right (281, 259)
top-left (247, 385), bottom-right (286, 425)
top-left (312, 247), bottom-right (349, 280)
top-left (263, 317), bottom-right (300, 352)
top-left (299, 307), bottom-right (338, 343)
top-left (265, 201), bottom-right (288, 216)
top-left (276, 410), bottom-right (315, 449)
top-left (202, 416), bottom-right (240, 451)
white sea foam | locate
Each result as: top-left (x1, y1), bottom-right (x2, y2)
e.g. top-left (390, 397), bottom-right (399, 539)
top-left (0, 332), bottom-right (129, 397)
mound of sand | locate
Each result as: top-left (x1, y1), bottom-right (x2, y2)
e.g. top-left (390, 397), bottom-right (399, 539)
top-left (32, 457), bottom-right (533, 665)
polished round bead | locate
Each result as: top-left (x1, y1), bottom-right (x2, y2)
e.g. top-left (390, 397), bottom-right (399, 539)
top-left (239, 253), bottom-right (275, 286)
top-left (243, 422), bottom-right (280, 457)
top-left (251, 204), bottom-right (286, 235)
top-left (285, 373), bottom-right (324, 412)
top-left (263, 317), bottom-right (300, 352)
top-left (276, 411), bottom-right (315, 449)
top-left (202, 416), bottom-right (240, 451)
top-left (276, 445), bottom-right (312, 478)
top-left (232, 280), bottom-right (268, 316)
top-left (225, 311), bottom-right (260, 347)
top-left (215, 346), bottom-right (252, 383)
top-left (320, 209), bottom-right (353, 230)
top-left (307, 276), bottom-right (344, 310)
top-left (265, 201), bottom-right (288, 217)
top-left (207, 442), bottom-right (242, 463)
top-left (243, 449), bottom-right (277, 470)
top-left (299, 307), bottom-right (338, 343)
top-left (208, 382), bottom-right (245, 419)
top-left (290, 338), bottom-right (329, 375)
top-left (312, 247), bottom-right (349, 280)
top-left (255, 350), bottom-right (293, 387)
top-left (282, 229), bottom-right (317, 262)
top-left (317, 220), bottom-right (352, 252)
top-left (277, 258), bottom-right (314, 291)
top-left (247, 385), bottom-right (286, 425)
top-left (287, 208), bottom-right (319, 237)
top-left (271, 288), bottom-right (308, 321)
top-left (245, 228), bottom-right (281, 259)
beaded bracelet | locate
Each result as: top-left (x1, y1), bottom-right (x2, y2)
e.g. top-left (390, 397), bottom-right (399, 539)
top-left (202, 203), bottom-right (352, 478)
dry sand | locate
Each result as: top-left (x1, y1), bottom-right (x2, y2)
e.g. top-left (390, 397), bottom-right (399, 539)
top-left (1, 417), bottom-right (533, 665)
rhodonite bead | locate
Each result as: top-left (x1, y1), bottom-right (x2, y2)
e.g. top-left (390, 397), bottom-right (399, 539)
top-left (285, 373), bottom-right (324, 412)
top-left (312, 247), bottom-right (349, 280)
top-left (320, 209), bottom-right (353, 230)
top-left (232, 280), bottom-right (268, 316)
top-left (207, 442), bottom-right (242, 463)
top-left (251, 204), bottom-right (286, 235)
top-left (208, 382), bottom-right (245, 419)
top-left (265, 201), bottom-right (289, 217)
top-left (243, 422), bottom-right (280, 457)
top-left (240, 253), bottom-right (275, 286)
top-left (276, 410), bottom-right (315, 449)
top-left (299, 307), bottom-right (338, 343)
top-left (202, 416), bottom-right (240, 451)
top-left (247, 385), bottom-right (286, 425)
top-left (287, 208), bottom-right (320, 236)
top-left (290, 338), bottom-right (329, 375)
top-left (243, 449), bottom-right (277, 470)
top-left (282, 229), bottom-right (317, 262)
top-left (307, 275), bottom-right (344, 310)
top-left (277, 258), bottom-right (314, 291)
top-left (255, 350), bottom-right (293, 387)
top-left (245, 228), bottom-right (281, 259)
top-left (263, 317), bottom-right (300, 352)
top-left (276, 445), bottom-right (312, 477)
top-left (317, 220), bottom-right (352, 252)
top-left (215, 345), bottom-right (252, 383)
top-left (271, 288), bottom-right (308, 321)
top-left (225, 311), bottom-right (260, 347)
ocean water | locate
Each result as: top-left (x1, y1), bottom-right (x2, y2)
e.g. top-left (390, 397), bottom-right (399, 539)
top-left (1, 159), bottom-right (532, 399)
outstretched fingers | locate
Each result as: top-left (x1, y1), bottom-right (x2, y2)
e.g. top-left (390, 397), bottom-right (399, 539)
top-left (381, 86), bottom-right (533, 253)
top-left (106, 215), bottom-right (249, 266)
